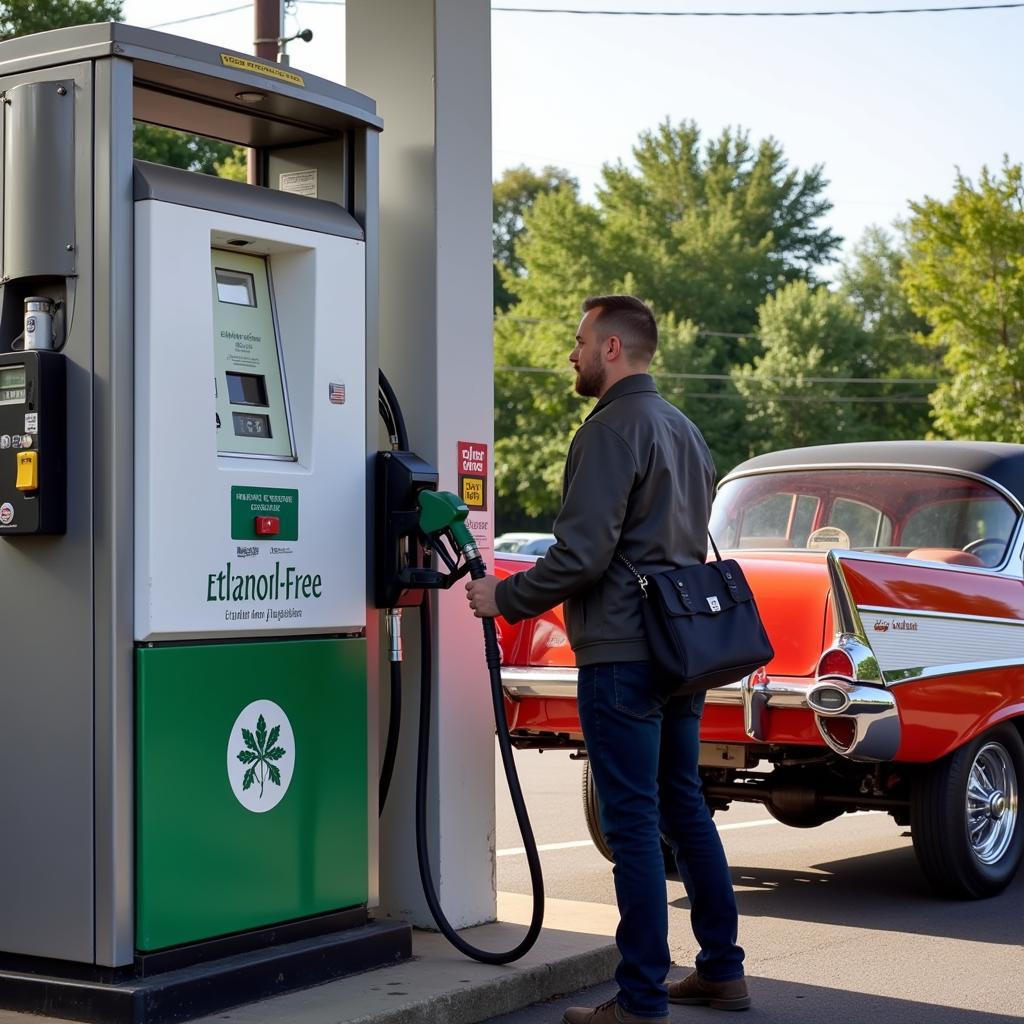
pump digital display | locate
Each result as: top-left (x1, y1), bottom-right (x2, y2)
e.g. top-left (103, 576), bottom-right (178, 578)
top-left (232, 412), bottom-right (272, 438)
top-left (0, 365), bottom-right (26, 405)
top-left (226, 372), bottom-right (268, 407)
top-left (215, 268), bottom-right (257, 307)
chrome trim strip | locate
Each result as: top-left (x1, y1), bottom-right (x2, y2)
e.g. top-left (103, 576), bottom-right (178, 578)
top-left (501, 665), bottom-right (578, 698)
top-left (858, 604), bottom-right (1024, 629)
top-left (827, 551), bottom-right (866, 637)
top-left (500, 667), bottom-right (815, 708)
top-left (884, 656), bottom-right (1024, 685)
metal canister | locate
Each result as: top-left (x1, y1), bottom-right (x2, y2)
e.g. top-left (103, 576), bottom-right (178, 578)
top-left (24, 296), bottom-right (54, 350)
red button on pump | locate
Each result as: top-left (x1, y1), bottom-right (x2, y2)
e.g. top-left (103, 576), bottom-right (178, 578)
top-left (254, 516), bottom-right (280, 537)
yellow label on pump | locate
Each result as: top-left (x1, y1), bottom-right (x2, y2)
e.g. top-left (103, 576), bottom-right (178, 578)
top-left (220, 54), bottom-right (305, 88)
top-left (16, 450), bottom-right (38, 491)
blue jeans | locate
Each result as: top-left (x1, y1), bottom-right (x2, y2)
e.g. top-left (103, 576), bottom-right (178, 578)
top-left (578, 661), bottom-right (744, 1018)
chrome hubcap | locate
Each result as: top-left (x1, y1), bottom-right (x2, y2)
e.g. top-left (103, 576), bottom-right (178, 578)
top-left (966, 743), bottom-right (1019, 865)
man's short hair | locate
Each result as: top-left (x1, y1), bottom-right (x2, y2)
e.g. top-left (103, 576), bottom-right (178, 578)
top-left (581, 294), bottom-right (658, 363)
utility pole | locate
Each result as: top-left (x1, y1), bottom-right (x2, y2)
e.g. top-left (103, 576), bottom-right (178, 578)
top-left (249, 0), bottom-right (281, 184)
top-left (253, 0), bottom-right (281, 62)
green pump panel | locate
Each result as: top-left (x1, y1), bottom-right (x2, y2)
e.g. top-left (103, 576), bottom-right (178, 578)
top-left (136, 639), bottom-right (367, 950)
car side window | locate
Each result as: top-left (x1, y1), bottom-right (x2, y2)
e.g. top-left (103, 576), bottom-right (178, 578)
top-left (733, 493), bottom-right (820, 548)
top-left (902, 498), bottom-right (1018, 566)
top-left (831, 498), bottom-right (893, 548)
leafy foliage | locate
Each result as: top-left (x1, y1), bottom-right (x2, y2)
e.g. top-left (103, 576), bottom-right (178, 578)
top-left (0, 0), bottom-right (121, 39)
top-left (236, 714), bottom-right (286, 798)
top-left (732, 281), bottom-right (873, 449)
top-left (494, 165), bottom-right (577, 312)
top-left (902, 161), bottom-right (1024, 442)
top-left (495, 120), bottom-right (843, 525)
top-left (215, 146), bottom-right (249, 182)
top-left (132, 125), bottom-right (236, 176)
top-left (836, 226), bottom-right (939, 440)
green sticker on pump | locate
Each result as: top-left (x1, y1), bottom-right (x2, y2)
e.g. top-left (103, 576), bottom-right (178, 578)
top-left (231, 486), bottom-right (299, 541)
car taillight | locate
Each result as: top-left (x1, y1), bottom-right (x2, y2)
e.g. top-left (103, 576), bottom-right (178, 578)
top-left (819, 716), bottom-right (856, 751)
top-left (818, 648), bottom-right (855, 680)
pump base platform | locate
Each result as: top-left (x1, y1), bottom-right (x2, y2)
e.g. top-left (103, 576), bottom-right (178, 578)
top-left (0, 912), bottom-right (411, 1024)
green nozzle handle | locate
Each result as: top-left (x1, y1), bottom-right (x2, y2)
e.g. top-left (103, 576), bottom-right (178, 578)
top-left (418, 490), bottom-right (476, 552)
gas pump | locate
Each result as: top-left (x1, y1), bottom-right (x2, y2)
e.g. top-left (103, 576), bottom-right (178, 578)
top-left (0, 23), bottom-right (407, 1022)
top-left (0, 22), bottom-right (544, 1022)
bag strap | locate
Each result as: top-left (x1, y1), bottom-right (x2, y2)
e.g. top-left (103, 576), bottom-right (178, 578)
top-left (615, 550), bottom-right (648, 599)
top-left (615, 531), bottom-right (721, 599)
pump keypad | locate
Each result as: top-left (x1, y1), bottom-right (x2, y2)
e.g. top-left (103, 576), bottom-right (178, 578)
top-left (0, 351), bottom-right (65, 535)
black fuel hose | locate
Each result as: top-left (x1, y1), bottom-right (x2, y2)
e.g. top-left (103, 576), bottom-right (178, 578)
top-left (378, 658), bottom-right (402, 815)
top-left (414, 557), bottom-right (545, 964)
top-left (378, 369), bottom-right (409, 451)
top-left (377, 368), bottom-right (408, 816)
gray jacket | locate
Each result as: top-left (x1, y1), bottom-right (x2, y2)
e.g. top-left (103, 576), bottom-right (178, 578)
top-left (495, 373), bottom-right (715, 666)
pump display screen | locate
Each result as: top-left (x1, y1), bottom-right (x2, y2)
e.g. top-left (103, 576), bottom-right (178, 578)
top-left (212, 250), bottom-right (293, 459)
top-left (232, 411), bottom-right (272, 438)
top-left (215, 269), bottom-right (257, 306)
top-left (0, 365), bottom-right (26, 405)
top-left (226, 372), bottom-right (268, 407)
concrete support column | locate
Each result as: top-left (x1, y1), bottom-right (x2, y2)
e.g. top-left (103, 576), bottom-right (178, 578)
top-left (347, 1), bottom-right (496, 928)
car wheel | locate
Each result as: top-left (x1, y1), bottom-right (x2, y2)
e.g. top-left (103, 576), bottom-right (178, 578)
top-left (911, 723), bottom-right (1024, 899)
top-left (581, 759), bottom-right (614, 863)
top-left (581, 760), bottom-right (681, 874)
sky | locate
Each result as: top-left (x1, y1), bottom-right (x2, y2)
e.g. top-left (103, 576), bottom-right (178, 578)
top-left (121, 0), bottom-right (1023, 269)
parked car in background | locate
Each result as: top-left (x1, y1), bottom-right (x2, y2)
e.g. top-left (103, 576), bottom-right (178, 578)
top-left (494, 532), bottom-right (557, 556)
top-left (495, 441), bottom-right (1024, 899)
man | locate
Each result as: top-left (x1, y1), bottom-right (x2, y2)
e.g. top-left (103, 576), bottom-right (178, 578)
top-left (466, 296), bottom-right (749, 1022)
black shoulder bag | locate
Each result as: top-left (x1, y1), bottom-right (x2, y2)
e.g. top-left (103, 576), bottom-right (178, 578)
top-left (616, 538), bottom-right (775, 696)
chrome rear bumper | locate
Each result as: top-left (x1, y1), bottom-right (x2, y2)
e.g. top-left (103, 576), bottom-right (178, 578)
top-left (501, 666), bottom-right (900, 763)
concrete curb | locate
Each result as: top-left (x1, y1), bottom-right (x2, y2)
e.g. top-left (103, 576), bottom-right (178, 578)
top-left (344, 942), bottom-right (620, 1024)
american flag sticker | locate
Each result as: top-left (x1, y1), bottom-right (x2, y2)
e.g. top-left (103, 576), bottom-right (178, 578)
top-left (328, 381), bottom-right (346, 405)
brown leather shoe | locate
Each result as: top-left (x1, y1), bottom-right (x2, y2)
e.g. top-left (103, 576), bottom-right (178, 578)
top-left (562, 996), bottom-right (669, 1024)
top-left (667, 971), bottom-right (751, 1011)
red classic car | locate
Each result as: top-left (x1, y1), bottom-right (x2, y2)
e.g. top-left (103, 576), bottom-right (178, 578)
top-left (496, 441), bottom-right (1024, 899)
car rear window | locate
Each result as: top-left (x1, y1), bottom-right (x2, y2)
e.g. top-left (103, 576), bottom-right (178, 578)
top-left (711, 469), bottom-right (1019, 568)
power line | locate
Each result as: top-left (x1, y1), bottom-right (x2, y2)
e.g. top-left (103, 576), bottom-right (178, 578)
top-left (146, 0), bottom-right (1018, 31)
top-left (147, 5), bottom-right (251, 29)
top-left (661, 391), bottom-right (931, 403)
top-left (492, 3), bottom-right (1024, 16)
top-left (496, 364), bottom-right (941, 385)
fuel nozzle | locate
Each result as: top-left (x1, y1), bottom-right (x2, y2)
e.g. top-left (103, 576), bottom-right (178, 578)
top-left (417, 490), bottom-right (485, 579)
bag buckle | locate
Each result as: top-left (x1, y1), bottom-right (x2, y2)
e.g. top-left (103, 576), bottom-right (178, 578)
top-left (639, 574), bottom-right (648, 599)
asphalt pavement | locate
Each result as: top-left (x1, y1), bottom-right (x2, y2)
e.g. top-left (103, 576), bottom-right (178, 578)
top-left (495, 746), bottom-right (1024, 1024)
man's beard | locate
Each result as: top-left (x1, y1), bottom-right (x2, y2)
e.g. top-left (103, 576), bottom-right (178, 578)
top-left (574, 360), bottom-right (606, 398)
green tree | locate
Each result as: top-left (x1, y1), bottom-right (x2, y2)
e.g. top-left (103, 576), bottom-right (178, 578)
top-left (215, 146), bottom-right (249, 182)
top-left (0, 0), bottom-right (121, 38)
top-left (132, 125), bottom-right (235, 176)
top-left (493, 165), bottom-right (577, 312)
top-left (837, 226), bottom-right (939, 440)
top-left (902, 161), bottom-right (1024, 442)
top-left (732, 281), bottom-right (875, 450)
top-left (495, 120), bottom-right (840, 524)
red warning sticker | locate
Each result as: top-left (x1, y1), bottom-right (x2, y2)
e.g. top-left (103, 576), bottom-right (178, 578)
top-left (457, 441), bottom-right (488, 511)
